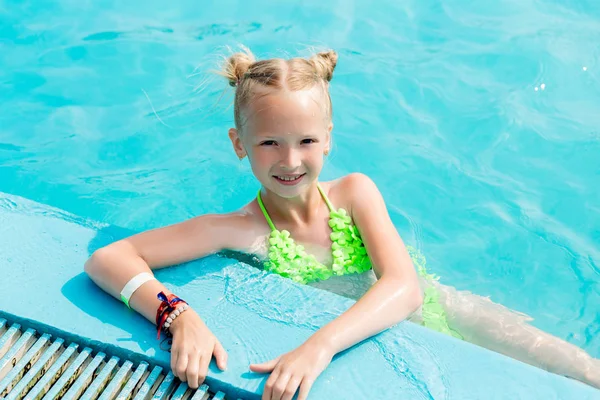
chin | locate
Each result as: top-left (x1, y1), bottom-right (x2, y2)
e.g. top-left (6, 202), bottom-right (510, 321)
top-left (273, 187), bottom-right (305, 199)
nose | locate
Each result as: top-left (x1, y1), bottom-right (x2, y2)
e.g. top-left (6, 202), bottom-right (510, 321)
top-left (280, 146), bottom-right (302, 170)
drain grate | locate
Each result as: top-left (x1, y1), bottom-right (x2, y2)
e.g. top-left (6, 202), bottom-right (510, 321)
top-left (0, 317), bottom-right (236, 399)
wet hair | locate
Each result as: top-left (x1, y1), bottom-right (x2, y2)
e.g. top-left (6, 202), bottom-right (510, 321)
top-left (219, 46), bottom-right (338, 129)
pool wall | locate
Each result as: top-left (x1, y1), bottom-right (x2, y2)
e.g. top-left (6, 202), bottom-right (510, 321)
top-left (1, 191), bottom-right (599, 399)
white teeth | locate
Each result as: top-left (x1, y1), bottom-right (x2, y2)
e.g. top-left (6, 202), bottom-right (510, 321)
top-left (277, 175), bottom-right (302, 181)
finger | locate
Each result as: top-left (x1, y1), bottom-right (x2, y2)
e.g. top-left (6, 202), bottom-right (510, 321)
top-left (198, 353), bottom-right (211, 386)
top-left (270, 372), bottom-right (291, 400)
top-left (250, 356), bottom-right (281, 374)
top-left (213, 340), bottom-right (228, 371)
top-left (185, 352), bottom-right (201, 389)
top-left (170, 350), bottom-right (179, 377)
top-left (262, 368), bottom-right (279, 400)
top-left (281, 375), bottom-right (302, 400)
top-left (297, 377), bottom-right (315, 400)
top-left (174, 353), bottom-right (189, 383)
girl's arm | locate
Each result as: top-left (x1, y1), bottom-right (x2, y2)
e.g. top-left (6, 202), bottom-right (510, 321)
top-left (251, 174), bottom-right (423, 400)
top-left (85, 211), bottom-right (259, 311)
top-left (310, 172), bottom-right (423, 352)
top-left (84, 212), bottom-right (254, 388)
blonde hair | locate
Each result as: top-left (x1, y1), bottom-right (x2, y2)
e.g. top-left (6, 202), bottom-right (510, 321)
top-left (219, 46), bottom-right (338, 129)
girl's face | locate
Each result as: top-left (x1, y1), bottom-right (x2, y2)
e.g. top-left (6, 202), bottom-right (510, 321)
top-left (229, 87), bottom-right (332, 199)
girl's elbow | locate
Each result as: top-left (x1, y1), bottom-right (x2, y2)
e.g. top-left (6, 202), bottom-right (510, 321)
top-left (410, 284), bottom-right (424, 313)
top-left (386, 275), bottom-right (423, 313)
top-left (84, 242), bottom-right (129, 278)
top-left (84, 246), bottom-right (112, 277)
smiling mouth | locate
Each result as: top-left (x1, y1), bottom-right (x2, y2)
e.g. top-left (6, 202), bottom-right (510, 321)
top-left (273, 173), bottom-right (306, 184)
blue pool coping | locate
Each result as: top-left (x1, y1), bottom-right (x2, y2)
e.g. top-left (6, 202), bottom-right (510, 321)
top-left (1, 191), bottom-right (599, 399)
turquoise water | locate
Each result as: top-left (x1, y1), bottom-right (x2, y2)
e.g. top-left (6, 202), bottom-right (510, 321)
top-left (1, 0), bottom-right (599, 357)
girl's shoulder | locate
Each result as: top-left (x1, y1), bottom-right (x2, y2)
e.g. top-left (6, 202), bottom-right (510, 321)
top-left (222, 202), bottom-right (272, 241)
top-left (323, 173), bottom-right (381, 216)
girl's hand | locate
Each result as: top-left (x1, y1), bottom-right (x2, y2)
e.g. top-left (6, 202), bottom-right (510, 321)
top-left (249, 339), bottom-right (335, 400)
top-left (168, 308), bottom-right (228, 388)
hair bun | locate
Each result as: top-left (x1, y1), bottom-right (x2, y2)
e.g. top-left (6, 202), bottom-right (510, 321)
top-left (222, 46), bottom-right (256, 87)
top-left (309, 50), bottom-right (338, 82)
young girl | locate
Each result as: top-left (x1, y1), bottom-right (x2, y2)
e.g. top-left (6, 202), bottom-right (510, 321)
top-left (84, 47), bottom-right (599, 400)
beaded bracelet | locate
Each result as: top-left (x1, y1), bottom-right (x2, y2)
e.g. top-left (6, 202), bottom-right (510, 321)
top-left (155, 291), bottom-right (189, 339)
top-left (163, 303), bottom-right (189, 330)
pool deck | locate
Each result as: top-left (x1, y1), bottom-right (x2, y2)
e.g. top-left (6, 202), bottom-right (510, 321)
top-left (1, 191), bottom-right (599, 399)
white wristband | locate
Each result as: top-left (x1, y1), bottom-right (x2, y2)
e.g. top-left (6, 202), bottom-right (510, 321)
top-left (120, 272), bottom-right (155, 309)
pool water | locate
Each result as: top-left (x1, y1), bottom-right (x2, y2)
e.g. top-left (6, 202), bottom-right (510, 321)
top-left (1, 0), bottom-right (599, 358)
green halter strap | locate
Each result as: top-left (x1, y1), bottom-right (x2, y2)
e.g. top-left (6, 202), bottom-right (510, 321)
top-left (256, 189), bottom-right (276, 231)
top-left (316, 183), bottom-right (335, 212)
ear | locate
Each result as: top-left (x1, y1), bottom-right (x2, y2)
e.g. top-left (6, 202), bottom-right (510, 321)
top-left (325, 122), bottom-right (333, 154)
top-left (228, 128), bottom-right (247, 159)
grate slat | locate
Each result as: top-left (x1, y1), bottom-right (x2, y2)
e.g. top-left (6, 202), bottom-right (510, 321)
top-left (80, 355), bottom-right (120, 400)
top-left (62, 351), bottom-right (106, 400)
top-left (0, 323), bottom-right (22, 360)
top-left (0, 327), bottom-right (37, 380)
top-left (5, 338), bottom-right (65, 400)
top-left (151, 371), bottom-right (176, 399)
top-left (115, 360), bottom-right (148, 399)
top-left (0, 333), bottom-right (51, 397)
top-left (98, 359), bottom-right (133, 400)
top-left (133, 365), bottom-right (163, 400)
top-left (41, 346), bottom-right (92, 399)
top-left (171, 381), bottom-right (191, 399)
top-left (0, 318), bottom-right (8, 335)
top-left (23, 342), bottom-right (79, 400)
top-left (190, 384), bottom-right (210, 400)
top-left (212, 391), bottom-right (226, 400)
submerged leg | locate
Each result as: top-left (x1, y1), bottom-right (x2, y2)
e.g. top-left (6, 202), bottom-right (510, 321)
top-left (428, 280), bottom-right (599, 388)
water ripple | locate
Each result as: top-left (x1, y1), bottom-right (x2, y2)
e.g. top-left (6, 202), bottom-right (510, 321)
top-left (1, 0), bottom-right (599, 357)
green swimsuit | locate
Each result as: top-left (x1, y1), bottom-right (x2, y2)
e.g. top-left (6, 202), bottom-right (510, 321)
top-left (257, 183), bottom-right (371, 284)
top-left (256, 183), bottom-right (462, 340)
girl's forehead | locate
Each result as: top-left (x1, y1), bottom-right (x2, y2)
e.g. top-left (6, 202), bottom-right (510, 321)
top-left (242, 88), bottom-right (329, 132)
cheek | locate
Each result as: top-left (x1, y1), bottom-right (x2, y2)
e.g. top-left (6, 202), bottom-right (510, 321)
top-left (307, 152), bottom-right (325, 167)
top-left (249, 149), bottom-right (273, 170)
